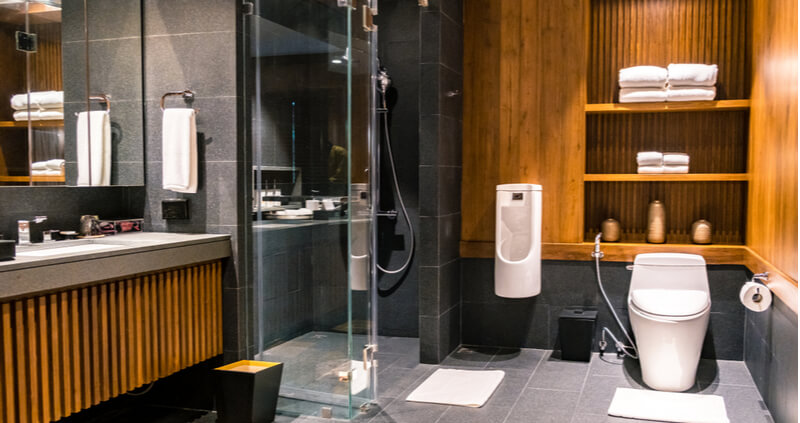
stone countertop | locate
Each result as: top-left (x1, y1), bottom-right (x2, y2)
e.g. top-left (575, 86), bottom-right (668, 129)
top-left (0, 232), bottom-right (231, 301)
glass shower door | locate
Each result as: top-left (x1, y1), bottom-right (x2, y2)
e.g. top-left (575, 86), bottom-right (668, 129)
top-left (246, 0), bottom-right (377, 419)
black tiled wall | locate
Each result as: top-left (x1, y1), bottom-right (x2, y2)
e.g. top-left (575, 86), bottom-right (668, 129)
top-left (140, 0), bottom-right (248, 361)
top-left (745, 290), bottom-right (798, 423)
top-left (415, 0), bottom-right (463, 364)
top-left (461, 259), bottom-right (751, 361)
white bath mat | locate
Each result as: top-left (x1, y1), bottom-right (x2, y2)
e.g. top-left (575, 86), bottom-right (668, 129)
top-left (608, 388), bottom-right (730, 423)
top-left (405, 368), bottom-right (504, 407)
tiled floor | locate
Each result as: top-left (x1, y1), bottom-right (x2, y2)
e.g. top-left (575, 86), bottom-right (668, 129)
top-left (59, 335), bottom-right (774, 423)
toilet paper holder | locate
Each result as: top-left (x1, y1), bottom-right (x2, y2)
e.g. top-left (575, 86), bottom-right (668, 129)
top-left (750, 272), bottom-right (769, 303)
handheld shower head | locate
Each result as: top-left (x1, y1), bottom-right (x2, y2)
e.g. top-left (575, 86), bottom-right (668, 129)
top-left (377, 66), bottom-right (392, 95)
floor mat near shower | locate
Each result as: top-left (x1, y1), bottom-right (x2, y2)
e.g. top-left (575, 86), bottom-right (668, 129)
top-left (608, 388), bottom-right (730, 423)
top-left (405, 368), bottom-right (505, 407)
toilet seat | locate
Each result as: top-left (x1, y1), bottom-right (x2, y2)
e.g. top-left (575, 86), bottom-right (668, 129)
top-left (630, 288), bottom-right (710, 317)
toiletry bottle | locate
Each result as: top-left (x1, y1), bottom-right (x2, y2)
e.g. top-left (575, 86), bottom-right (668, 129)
top-left (17, 220), bottom-right (30, 244)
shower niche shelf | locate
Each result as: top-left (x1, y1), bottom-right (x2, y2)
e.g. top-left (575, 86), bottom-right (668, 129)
top-left (584, 173), bottom-right (749, 182)
top-left (585, 99), bottom-right (750, 114)
top-left (0, 120), bottom-right (64, 128)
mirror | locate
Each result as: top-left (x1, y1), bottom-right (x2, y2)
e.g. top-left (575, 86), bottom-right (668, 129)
top-left (0, 0), bottom-right (144, 187)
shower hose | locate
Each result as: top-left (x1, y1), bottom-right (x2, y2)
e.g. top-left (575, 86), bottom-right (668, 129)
top-left (376, 95), bottom-right (415, 275)
top-left (594, 250), bottom-right (639, 359)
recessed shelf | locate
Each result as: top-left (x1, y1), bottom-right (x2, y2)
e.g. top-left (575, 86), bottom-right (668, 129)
top-left (584, 173), bottom-right (749, 182)
top-left (0, 120), bottom-right (64, 128)
top-left (585, 99), bottom-right (750, 114)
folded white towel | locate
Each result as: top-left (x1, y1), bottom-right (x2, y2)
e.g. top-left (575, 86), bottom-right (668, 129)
top-left (13, 109), bottom-right (65, 121)
top-left (667, 64), bottom-right (718, 87)
top-left (45, 158), bottom-right (65, 170)
top-left (31, 161), bottom-right (48, 170)
top-left (619, 88), bottom-right (667, 103)
top-left (11, 91), bottom-right (64, 111)
top-left (31, 169), bottom-right (63, 176)
top-left (667, 86), bottom-right (716, 102)
top-left (638, 166), bottom-right (664, 174)
top-left (77, 111), bottom-right (111, 186)
top-left (663, 165), bottom-right (689, 174)
top-left (663, 153), bottom-right (690, 166)
top-left (637, 151), bottom-right (663, 166)
top-left (618, 66), bottom-right (668, 88)
top-left (162, 108), bottom-right (197, 193)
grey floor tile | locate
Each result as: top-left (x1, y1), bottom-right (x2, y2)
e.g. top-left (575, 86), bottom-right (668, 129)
top-left (482, 369), bottom-right (532, 408)
top-left (588, 353), bottom-right (640, 378)
top-left (695, 384), bottom-right (773, 423)
top-left (571, 413), bottom-right (651, 423)
top-left (575, 376), bottom-right (647, 415)
top-left (696, 359), bottom-right (757, 387)
top-left (505, 388), bottom-right (580, 423)
top-left (440, 345), bottom-right (499, 368)
top-left (379, 336), bottom-right (421, 355)
top-left (487, 348), bottom-right (546, 371)
top-left (378, 365), bottom-right (436, 399)
top-left (437, 405), bottom-right (508, 423)
top-left (370, 399), bottom-right (449, 423)
top-left (528, 352), bottom-right (590, 392)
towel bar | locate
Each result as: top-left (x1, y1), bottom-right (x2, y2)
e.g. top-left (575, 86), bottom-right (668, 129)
top-left (161, 90), bottom-right (196, 112)
top-left (73, 93), bottom-right (111, 116)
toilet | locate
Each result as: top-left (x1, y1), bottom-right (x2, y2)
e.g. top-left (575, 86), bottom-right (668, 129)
top-left (628, 253), bottom-right (711, 392)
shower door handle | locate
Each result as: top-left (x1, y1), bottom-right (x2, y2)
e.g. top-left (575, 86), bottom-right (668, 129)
top-left (362, 5), bottom-right (377, 32)
top-left (363, 344), bottom-right (377, 370)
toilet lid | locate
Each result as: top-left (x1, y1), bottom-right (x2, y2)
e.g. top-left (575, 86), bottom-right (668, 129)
top-left (631, 289), bottom-right (710, 316)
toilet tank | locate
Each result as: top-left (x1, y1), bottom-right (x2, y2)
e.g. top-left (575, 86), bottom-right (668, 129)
top-left (629, 253), bottom-right (709, 294)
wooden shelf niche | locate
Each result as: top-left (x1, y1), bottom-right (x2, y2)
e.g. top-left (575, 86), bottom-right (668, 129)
top-left (585, 100), bottom-right (750, 114)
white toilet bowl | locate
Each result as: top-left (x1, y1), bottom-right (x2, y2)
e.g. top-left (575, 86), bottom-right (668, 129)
top-left (627, 253), bottom-right (711, 392)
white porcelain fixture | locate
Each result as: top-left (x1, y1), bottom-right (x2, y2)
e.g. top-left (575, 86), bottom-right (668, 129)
top-left (628, 253), bottom-right (711, 392)
top-left (495, 183), bottom-right (541, 298)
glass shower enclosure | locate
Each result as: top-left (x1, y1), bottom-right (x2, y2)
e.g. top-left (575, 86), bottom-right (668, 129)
top-left (244, 0), bottom-right (377, 419)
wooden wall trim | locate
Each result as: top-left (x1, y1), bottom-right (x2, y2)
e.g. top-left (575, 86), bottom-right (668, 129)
top-left (0, 261), bottom-right (223, 423)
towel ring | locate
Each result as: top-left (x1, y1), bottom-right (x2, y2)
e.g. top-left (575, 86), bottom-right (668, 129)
top-left (73, 94), bottom-right (111, 116)
top-left (161, 90), bottom-right (196, 112)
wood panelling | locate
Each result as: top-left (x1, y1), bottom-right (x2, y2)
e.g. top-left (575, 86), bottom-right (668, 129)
top-left (584, 181), bottom-right (747, 244)
top-left (747, 0), bottom-right (798, 282)
top-left (462, 0), bottom-right (587, 244)
top-left (586, 111), bottom-right (749, 174)
top-left (0, 261), bottom-right (223, 423)
top-left (588, 0), bottom-right (750, 103)
top-left (28, 23), bottom-right (62, 92)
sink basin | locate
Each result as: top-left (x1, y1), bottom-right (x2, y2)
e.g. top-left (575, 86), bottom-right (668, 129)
top-left (17, 243), bottom-right (126, 257)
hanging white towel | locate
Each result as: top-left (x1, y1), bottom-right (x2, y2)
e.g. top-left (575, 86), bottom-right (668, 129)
top-left (618, 66), bottom-right (668, 88)
top-left (637, 166), bottom-right (664, 174)
top-left (667, 64), bottom-right (718, 87)
top-left (663, 165), bottom-right (689, 174)
top-left (619, 88), bottom-right (667, 103)
top-left (663, 153), bottom-right (690, 166)
top-left (10, 91), bottom-right (64, 110)
top-left (636, 151), bottom-right (663, 166)
top-left (162, 108), bottom-right (197, 193)
top-left (667, 86), bottom-right (717, 102)
top-left (77, 111), bottom-right (111, 186)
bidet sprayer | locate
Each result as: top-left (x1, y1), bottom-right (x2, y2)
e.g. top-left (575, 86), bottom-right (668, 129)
top-left (591, 232), bottom-right (604, 259)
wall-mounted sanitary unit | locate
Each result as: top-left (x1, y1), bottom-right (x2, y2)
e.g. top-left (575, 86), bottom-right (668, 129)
top-left (495, 184), bottom-right (542, 298)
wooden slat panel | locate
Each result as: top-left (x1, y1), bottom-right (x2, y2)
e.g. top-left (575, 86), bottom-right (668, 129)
top-left (588, 0), bottom-right (751, 103)
top-left (748, 0), bottom-right (798, 282)
top-left (0, 261), bottom-right (223, 422)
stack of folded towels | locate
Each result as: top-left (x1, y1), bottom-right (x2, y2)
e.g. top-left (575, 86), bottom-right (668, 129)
top-left (10, 91), bottom-right (64, 121)
top-left (31, 159), bottom-right (65, 176)
top-left (619, 64), bottom-right (717, 103)
top-left (637, 152), bottom-right (689, 174)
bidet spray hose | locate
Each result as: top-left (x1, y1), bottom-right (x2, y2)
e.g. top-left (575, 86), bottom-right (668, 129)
top-left (594, 233), bottom-right (638, 359)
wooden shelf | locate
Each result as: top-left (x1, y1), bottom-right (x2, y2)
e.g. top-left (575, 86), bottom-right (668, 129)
top-left (0, 120), bottom-right (64, 128)
top-left (585, 100), bottom-right (751, 114)
top-left (584, 173), bottom-right (749, 182)
top-left (0, 175), bottom-right (65, 183)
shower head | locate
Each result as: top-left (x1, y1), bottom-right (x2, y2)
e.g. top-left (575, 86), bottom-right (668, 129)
top-left (377, 66), bottom-right (392, 95)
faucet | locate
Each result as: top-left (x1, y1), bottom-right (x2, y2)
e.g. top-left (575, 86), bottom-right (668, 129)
top-left (591, 232), bottom-right (604, 259)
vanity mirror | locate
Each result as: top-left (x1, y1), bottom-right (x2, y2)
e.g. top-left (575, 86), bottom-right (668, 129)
top-left (0, 0), bottom-right (143, 187)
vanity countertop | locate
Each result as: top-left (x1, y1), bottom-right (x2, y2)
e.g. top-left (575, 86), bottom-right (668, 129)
top-left (0, 232), bottom-right (231, 301)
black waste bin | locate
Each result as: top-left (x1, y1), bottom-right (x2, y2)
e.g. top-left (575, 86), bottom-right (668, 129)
top-left (558, 307), bottom-right (597, 362)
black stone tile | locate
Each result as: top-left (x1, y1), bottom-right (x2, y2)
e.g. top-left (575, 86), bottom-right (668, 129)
top-left (506, 388), bottom-right (580, 423)
top-left (437, 166), bottom-right (461, 215)
top-left (417, 216), bottom-right (438, 267)
top-left (439, 303), bottom-right (461, 358)
top-left (540, 260), bottom-right (605, 306)
top-left (702, 312), bottom-right (745, 360)
top-left (419, 266), bottom-right (439, 317)
top-left (439, 11), bottom-right (462, 74)
top-left (88, 38), bottom-right (144, 101)
top-left (487, 348), bottom-right (546, 372)
top-left (418, 165), bottom-right (438, 217)
top-left (420, 11), bottom-right (440, 64)
top-left (87, 0), bottom-right (143, 41)
top-left (419, 114), bottom-right (439, 166)
top-left (439, 258), bottom-right (461, 311)
top-left (222, 287), bottom-right (243, 352)
top-left (460, 258), bottom-right (496, 303)
top-left (440, 0), bottom-right (463, 24)
top-left (438, 212), bottom-right (460, 264)
top-left (438, 114), bottom-right (462, 166)
top-left (708, 265), bottom-right (751, 314)
top-left (744, 317), bottom-right (772, 396)
top-left (441, 345), bottom-right (498, 368)
top-left (144, 0), bottom-right (237, 36)
top-left (419, 63), bottom-right (440, 115)
top-left (374, 0), bottom-right (420, 44)
top-left (62, 0), bottom-right (86, 43)
top-left (419, 315), bottom-right (440, 363)
top-left (461, 300), bottom-right (549, 349)
top-left (144, 32), bottom-right (237, 100)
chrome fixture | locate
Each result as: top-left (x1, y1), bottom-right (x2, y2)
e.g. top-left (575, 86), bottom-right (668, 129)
top-left (160, 89), bottom-right (195, 111)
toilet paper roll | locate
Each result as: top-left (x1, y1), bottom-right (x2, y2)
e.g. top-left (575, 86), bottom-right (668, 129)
top-left (739, 282), bottom-right (772, 312)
